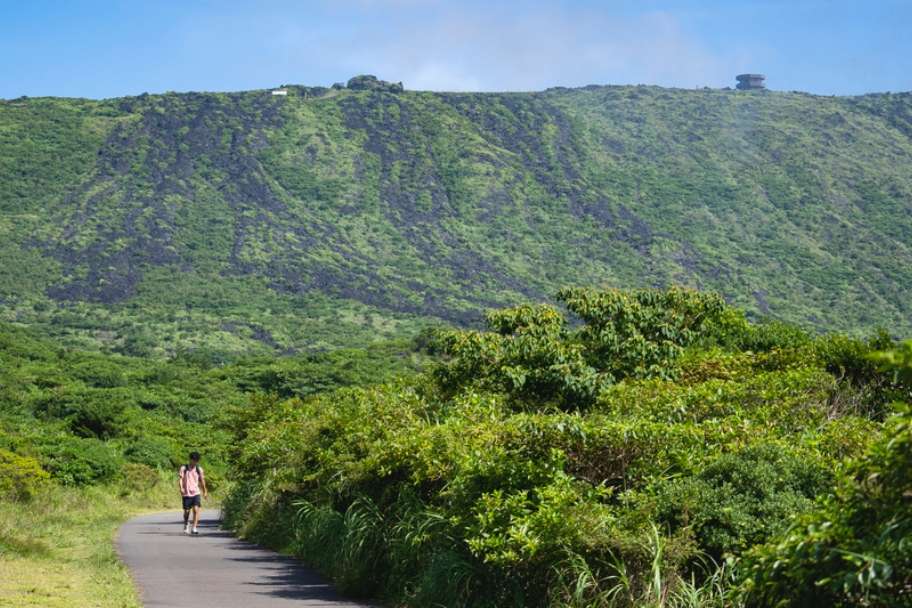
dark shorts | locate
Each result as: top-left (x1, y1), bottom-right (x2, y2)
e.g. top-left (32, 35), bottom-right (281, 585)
top-left (182, 495), bottom-right (201, 509)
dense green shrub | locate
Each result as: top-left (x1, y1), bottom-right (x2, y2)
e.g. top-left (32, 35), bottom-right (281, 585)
top-left (222, 342), bottom-right (425, 399)
top-left (0, 320), bottom-right (417, 514)
top-left (32, 388), bottom-right (129, 439)
top-left (223, 288), bottom-right (897, 608)
top-left (652, 444), bottom-right (832, 560)
top-left (120, 462), bottom-right (160, 493)
top-left (435, 287), bottom-right (729, 409)
top-left (729, 319), bottom-right (812, 353)
top-left (124, 435), bottom-right (175, 469)
top-left (739, 342), bottom-right (912, 607)
top-left (68, 359), bottom-right (128, 388)
top-left (559, 286), bottom-right (728, 379)
top-left (39, 437), bottom-right (123, 486)
top-left (814, 331), bottom-right (908, 416)
top-left (0, 448), bottom-right (50, 501)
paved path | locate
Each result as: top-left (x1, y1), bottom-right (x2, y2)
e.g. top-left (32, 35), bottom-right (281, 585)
top-left (116, 510), bottom-right (371, 608)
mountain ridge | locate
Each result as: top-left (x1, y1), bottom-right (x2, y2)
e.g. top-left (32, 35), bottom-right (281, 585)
top-left (2, 82), bottom-right (911, 356)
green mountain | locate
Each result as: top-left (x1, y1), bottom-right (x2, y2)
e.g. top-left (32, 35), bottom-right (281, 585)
top-left (2, 81), bottom-right (911, 356)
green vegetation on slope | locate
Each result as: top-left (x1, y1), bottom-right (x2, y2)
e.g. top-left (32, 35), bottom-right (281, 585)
top-left (222, 287), bottom-right (911, 608)
top-left (2, 85), bottom-right (912, 356)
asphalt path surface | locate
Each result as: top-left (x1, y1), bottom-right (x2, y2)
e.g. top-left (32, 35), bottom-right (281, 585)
top-left (116, 510), bottom-right (371, 608)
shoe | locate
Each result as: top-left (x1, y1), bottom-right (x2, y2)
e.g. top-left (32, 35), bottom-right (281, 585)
top-left (192, 528), bottom-right (199, 535)
top-left (184, 525), bottom-right (191, 535)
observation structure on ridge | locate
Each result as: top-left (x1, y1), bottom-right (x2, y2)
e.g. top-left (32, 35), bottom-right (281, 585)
top-left (736, 74), bottom-right (766, 90)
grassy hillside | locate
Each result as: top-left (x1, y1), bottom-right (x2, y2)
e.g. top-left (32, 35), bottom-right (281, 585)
top-left (2, 84), bottom-right (911, 355)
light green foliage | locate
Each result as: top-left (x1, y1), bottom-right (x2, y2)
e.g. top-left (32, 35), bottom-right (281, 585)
top-left (435, 287), bottom-right (728, 408)
top-left (0, 448), bottom-right (49, 501)
top-left (560, 287), bottom-right (727, 381)
top-left (223, 288), bottom-right (908, 607)
top-left (0, 472), bottom-right (177, 607)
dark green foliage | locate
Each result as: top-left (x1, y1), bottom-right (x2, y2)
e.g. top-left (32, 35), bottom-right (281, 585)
top-left (653, 445), bottom-right (833, 560)
top-left (123, 436), bottom-right (175, 469)
top-left (68, 360), bottom-right (128, 388)
top-left (40, 436), bottom-right (123, 486)
top-left (0, 320), bottom-right (421, 498)
top-left (813, 331), bottom-right (910, 418)
top-left (221, 340), bottom-right (424, 398)
top-left (33, 388), bottom-right (129, 439)
top-left (740, 341), bottom-right (912, 607)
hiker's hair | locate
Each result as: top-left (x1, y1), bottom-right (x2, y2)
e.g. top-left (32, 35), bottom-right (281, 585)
top-left (189, 451), bottom-right (201, 461)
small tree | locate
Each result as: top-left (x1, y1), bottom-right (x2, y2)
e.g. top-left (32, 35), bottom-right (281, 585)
top-left (435, 287), bottom-right (729, 409)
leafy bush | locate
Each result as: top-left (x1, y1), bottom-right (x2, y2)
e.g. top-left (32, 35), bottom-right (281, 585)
top-left (120, 462), bottom-right (160, 493)
top-left (68, 359), bottom-right (128, 388)
top-left (559, 287), bottom-right (728, 379)
top-left (40, 437), bottom-right (123, 486)
top-left (124, 436), bottom-right (175, 469)
top-left (653, 445), bottom-right (832, 560)
top-left (32, 388), bottom-right (129, 439)
top-left (435, 287), bottom-right (729, 408)
top-left (0, 448), bottom-right (50, 501)
top-left (223, 288), bottom-right (890, 607)
top-left (739, 342), bottom-right (912, 607)
top-left (730, 319), bottom-right (812, 353)
top-left (814, 331), bottom-right (908, 417)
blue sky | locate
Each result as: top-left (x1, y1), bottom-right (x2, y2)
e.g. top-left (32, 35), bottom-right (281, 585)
top-left (1, 0), bottom-right (909, 98)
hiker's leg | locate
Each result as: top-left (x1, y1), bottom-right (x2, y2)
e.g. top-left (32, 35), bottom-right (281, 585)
top-left (192, 504), bottom-right (201, 528)
top-left (183, 508), bottom-right (190, 526)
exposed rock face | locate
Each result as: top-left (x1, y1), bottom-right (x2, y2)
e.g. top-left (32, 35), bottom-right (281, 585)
top-left (346, 74), bottom-right (404, 93)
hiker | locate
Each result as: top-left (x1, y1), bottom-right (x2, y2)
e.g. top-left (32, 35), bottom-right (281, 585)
top-left (178, 451), bottom-right (208, 535)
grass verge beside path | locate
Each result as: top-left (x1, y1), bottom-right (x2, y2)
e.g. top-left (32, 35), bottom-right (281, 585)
top-left (0, 475), bottom-right (213, 607)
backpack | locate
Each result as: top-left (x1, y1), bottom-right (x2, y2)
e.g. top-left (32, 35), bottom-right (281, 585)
top-left (181, 464), bottom-right (202, 484)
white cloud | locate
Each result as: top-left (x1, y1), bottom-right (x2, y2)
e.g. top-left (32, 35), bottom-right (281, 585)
top-left (171, 2), bottom-right (738, 93)
top-left (318, 5), bottom-right (732, 91)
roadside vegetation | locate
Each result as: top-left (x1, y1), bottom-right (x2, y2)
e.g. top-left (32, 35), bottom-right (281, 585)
top-left (2, 286), bottom-right (909, 606)
top-left (0, 321), bottom-right (425, 606)
top-left (0, 475), bottom-right (173, 607)
top-left (222, 287), bottom-right (911, 607)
